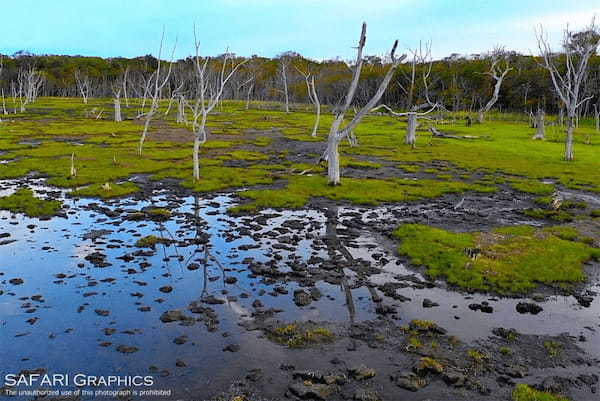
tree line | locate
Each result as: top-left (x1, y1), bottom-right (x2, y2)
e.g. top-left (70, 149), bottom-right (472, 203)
top-left (1, 44), bottom-right (599, 117)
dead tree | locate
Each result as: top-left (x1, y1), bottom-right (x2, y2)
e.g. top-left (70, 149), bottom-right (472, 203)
top-left (476, 48), bottom-right (512, 123)
top-left (532, 109), bottom-right (545, 139)
top-left (15, 66), bottom-right (43, 112)
top-left (594, 103), bottom-right (600, 132)
top-left (536, 19), bottom-right (600, 160)
top-left (324, 22), bottom-right (405, 185)
top-left (189, 30), bottom-right (246, 181)
top-left (138, 29), bottom-right (176, 156)
top-left (122, 66), bottom-right (130, 107)
top-left (74, 69), bottom-right (91, 104)
top-left (279, 57), bottom-right (290, 113)
top-left (112, 86), bottom-right (122, 122)
top-left (0, 56), bottom-right (4, 122)
top-left (383, 41), bottom-right (443, 147)
top-left (296, 66), bottom-right (321, 137)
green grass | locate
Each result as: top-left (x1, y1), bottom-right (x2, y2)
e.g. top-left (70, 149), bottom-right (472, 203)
top-left (392, 224), bottom-right (600, 294)
top-left (135, 235), bottom-right (169, 248)
top-left (70, 182), bottom-right (139, 198)
top-left (1, 97), bottom-right (599, 211)
top-left (0, 188), bottom-right (62, 217)
top-left (512, 384), bottom-right (569, 401)
top-left (232, 175), bottom-right (494, 212)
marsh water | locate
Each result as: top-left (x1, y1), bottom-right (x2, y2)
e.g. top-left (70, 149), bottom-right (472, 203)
top-left (1, 179), bottom-right (599, 400)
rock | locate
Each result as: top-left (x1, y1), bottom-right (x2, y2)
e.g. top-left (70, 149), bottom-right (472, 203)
top-left (348, 365), bottom-right (376, 380)
top-left (506, 365), bottom-right (528, 378)
top-left (288, 382), bottom-right (334, 400)
top-left (223, 343), bottom-right (240, 352)
top-left (395, 373), bottom-right (427, 392)
top-left (252, 299), bottom-right (263, 308)
top-left (414, 357), bottom-right (444, 375)
top-left (492, 327), bottom-right (520, 340)
top-left (9, 278), bottom-right (24, 285)
top-left (160, 310), bottom-right (191, 323)
top-left (175, 359), bottom-right (186, 367)
top-left (203, 295), bottom-right (225, 305)
top-left (575, 295), bottom-right (593, 307)
top-left (173, 336), bottom-right (187, 345)
top-left (187, 263), bottom-right (200, 271)
top-left (422, 298), bottom-right (439, 308)
top-left (159, 286), bottom-right (173, 293)
top-left (116, 345), bottom-right (138, 354)
top-left (442, 371), bottom-right (466, 387)
top-left (94, 309), bottom-right (110, 317)
top-left (353, 389), bottom-right (379, 401)
top-left (516, 302), bottom-right (543, 314)
top-left (293, 289), bottom-right (313, 307)
top-left (246, 368), bottom-right (263, 382)
top-left (224, 276), bottom-right (237, 284)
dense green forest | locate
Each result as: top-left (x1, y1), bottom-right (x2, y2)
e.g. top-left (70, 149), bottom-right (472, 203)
top-left (1, 49), bottom-right (599, 116)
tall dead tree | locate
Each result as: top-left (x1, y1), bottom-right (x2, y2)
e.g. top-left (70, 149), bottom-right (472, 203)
top-left (137, 29), bottom-right (176, 156)
top-left (74, 69), bottom-right (91, 104)
top-left (279, 57), bottom-right (290, 113)
top-left (594, 103), bottom-right (599, 132)
top-left (189, 30), bottom-right (246, 181)
top-left (296, 66), bottom-right (321, 137)
top-left (476, 48), bottom-right (512, 123)
top-left (324, 22), bottom-right (405, 185)
top-left (15, 66), bottom-right (43, 112)
top-left (536, 19), bottom-right (600, 160)
top-left (0, 56), bottom-right (4, 122)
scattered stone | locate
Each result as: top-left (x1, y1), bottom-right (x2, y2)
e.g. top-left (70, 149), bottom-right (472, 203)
top-left (348, 365), bottom-right (376, 380)
top-left (516, 302), bottom-right (543, 315)
top-left (223, 344), bottom-right (240, 352)
top-left (116, 345), bottom-right (138, 354)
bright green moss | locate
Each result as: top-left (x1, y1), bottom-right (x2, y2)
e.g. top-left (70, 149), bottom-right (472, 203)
top-left (509, 179), bottom-right (555, 195)
top-left (392, 224), bottom-right (598, 294)
top-left (135, 235), bottom-right (168, 248)
top-left (0, 188), bottom-right (62, 217)
top-left (512, 384), bottom-right (569, 401)
top-left (70, 182), bottom-right (139, 198)
top-left (232, 175), bottom-right (495, 213)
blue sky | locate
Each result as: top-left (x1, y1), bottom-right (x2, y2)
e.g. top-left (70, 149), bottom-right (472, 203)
top-left (1, 0), bottom-right (598, 60)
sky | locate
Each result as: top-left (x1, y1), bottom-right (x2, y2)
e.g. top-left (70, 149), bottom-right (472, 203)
top-left (1, 0), bottom-right (599, 61)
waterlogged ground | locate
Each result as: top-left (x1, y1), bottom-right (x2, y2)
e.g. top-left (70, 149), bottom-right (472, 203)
top-left (1, 178), bottom-right (599, 401)
top-left (1, 99), bottom-right (600, 400)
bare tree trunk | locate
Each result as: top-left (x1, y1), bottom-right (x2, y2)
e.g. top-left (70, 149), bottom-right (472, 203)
top-left (404, 113), bottom-right (417, 147)
top-left (532, 109), bottom-right (545, 140)
top-left (595, 104), bottom-right (599, 132)
top-left (114, 96), bottom-right (122, 122)
top-left (565, 112), bottom-right (575, 161)
top-left (139, 112), bottom-right (153, 155)
top-left (245, 83), bottom-right (253, 110)
top-left (310, 77), bottom-right (320, 137)
top-left (476, 110), bottom-right (484, 123)
top-left (327, 129), bottom-right (341, 186)
top-left (176, 96), bottom-right (185, 124)
top-left (282, 62), bottom-right (289, 113)
top-left (193, 136), bottom-right (201, 181)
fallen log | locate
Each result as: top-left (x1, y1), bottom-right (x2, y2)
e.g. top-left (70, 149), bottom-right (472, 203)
top-left (429, 126), bottom-right (489, 140)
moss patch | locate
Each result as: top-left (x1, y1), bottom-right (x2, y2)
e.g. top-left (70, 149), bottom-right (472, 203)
top-left (0, 188), bottom-right (62, 217)
top-left (232, 175), bottom-right (495, 213)
top-left (512, 384), bottom-right (569, 401)
top-left (392, 224), bottom-right (600, 294)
